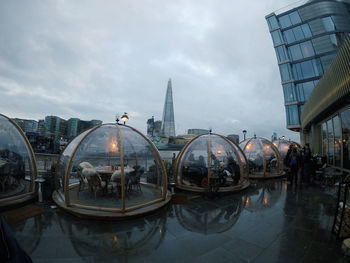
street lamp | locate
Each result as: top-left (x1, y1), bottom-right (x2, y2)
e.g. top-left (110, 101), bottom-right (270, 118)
top-left (121, 112), bottom-right (129, 125)
top-left (242, 130), bottom-right (247, 141)
top-left (115, 114), bottom-right (120, 124)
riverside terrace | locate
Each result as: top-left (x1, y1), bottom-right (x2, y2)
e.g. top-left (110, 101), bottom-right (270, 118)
top-left (3, 179), bottom-right (350, 263)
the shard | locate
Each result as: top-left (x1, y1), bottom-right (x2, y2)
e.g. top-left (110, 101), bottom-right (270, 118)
top-left (161, 79), bottom-right (175, 137)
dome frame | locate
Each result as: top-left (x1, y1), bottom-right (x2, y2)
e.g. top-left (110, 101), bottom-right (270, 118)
top-left (53, 123), bottom-right (171, 219)
top-left (0, 113), bottom-right (38, 208)
top-left (174, 132), bottom-right (250, 192)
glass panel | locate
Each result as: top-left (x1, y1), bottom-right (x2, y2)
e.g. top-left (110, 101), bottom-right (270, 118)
top-left (267, 16), bottom-right (279, 30)
top-left (333, 116), bottom-right (341, 167)
top-left (330, 34), bottom-right (338, 47)
top-left (301, 24), bottom-right (312, 38)
top-left (302, 81), bottom-right (315, 101)
top-left (327, 119), bottom-right (334, 165)
top-left (271, 30), bottom-right (283, 45)
top-left (313, 58), bottom-right (323, 77)
top-left (289, 44), bottom-right (303, 61)
top-left (296, 83), bottom-right (305, 102)
top-left (119, 126), bottom-right (163, 207)
top-left (284, 29), bottom-right (296, 44)
top-left (341, 109), bottom-right (350, 169)
top-left (178, 136), bottom-right (208, 188)
top-left (279, 15), bottom-right (292, 28)
top-left (300, 60), bottom-right (313, 79)
top-left (300, 41), bottom-right (315, 58)
top-left (289, 11), bottom-right (301, 25)
top-left (286, 105), bottom-right (299, 125)
top-left (275, 45), bottom-right (288, 62)
top-left (322, 17), bottom-right (335, 32)
top-left (279, 63), bottom-right (292, 81)
top-left (322, 122), bottom-right (328, 157)
top-left (293, 26), bottom-right (304, 41)
top-left (0, 115), bottom-right (36, 200)
top-left (283, 83), bottom-right (297, 102)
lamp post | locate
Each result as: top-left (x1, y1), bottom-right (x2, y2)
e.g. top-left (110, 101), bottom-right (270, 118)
top-left (242, 130), bottom-right (247, 141)
top-left (115, 114), bottom-right (120, 124)
top-left (121, 112), bottom-right (129, 125)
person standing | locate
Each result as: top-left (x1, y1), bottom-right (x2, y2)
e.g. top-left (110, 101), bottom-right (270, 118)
top-left (289, 148), bottom-right (301, 185)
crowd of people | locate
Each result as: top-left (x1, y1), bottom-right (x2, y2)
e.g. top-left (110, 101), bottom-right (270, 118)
top-left (284, 143), bottom-right (314, 185)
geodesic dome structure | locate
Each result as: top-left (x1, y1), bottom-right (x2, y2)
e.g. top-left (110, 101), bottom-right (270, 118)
top-left (272, 139), bottom-right (300, 159)
top-left (53, 123), bottom-right (171, 219)
top-left (239, 137), bottom-right (283, 179)
top-left (0, 113), bottom-right (37, 208)
top-left (175, 133), bottom-right (250, 192)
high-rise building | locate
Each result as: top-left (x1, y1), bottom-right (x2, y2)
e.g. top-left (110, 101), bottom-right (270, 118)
top-left (266, 0), bottom-right (350, 132)
top-left (45, 116), bottom-right (67, 141)
top-left (188, 129), bottom-right (210, 135)
top-left (12, 118), bottom-right (38, 133)
top-left (161, 79), bottom-right (175, 137)
top-left (227, 134), bottom-right (240, 144)
top-left (67, 118), bottom-right (80, 138)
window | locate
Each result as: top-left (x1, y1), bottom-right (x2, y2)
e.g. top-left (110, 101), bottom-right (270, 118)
top-left (333, 116), bottom-right (341, 167)
top-left (289, 11), bottom-right (302, 25)
top-left (267, 16), bottom-right (279, 30)
top-left (322, 122), bottom-right (328, 157)
top-left (327, 119), bottom-right (334, 165)
top-left (322, 17), bottom-right (335, 32)
top-left (341, 109), bottom-right (350, 169)
top-left (271, 30), bottom-right (283, 45)
top-left (289, 45), bottom-right (303, 60)
top-left (279, 11), bottom-right (301, 28)
top-left (286, 105), bottom-right (299, 125)
top-left (283, 24), bottom-right (312, 44)
top-left (296, 80), bottom-right (317, 102)
top-left (279, 63), bottom-right (292, 82)
top-left (275, 45), bottom-right (288, 62)
top-left (292, 58), bottom-right (323, 81)
top-left (283, 83), bottom-right (297, 102)
top-left (300, 41), bottom-right (315, 58)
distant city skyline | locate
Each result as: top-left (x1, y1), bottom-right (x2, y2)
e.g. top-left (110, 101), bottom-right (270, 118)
top-left (0, 0), bottom-right (301, 142)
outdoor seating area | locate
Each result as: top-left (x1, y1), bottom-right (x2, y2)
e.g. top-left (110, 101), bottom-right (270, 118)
top-left (240, 136), bottom-right (283, 179)
top-left (175, 132), bottom-right (250, 192)
top-left (0, 113), bottom-right (37, 209)
top-left (52, 123), bottom-right (171, 219)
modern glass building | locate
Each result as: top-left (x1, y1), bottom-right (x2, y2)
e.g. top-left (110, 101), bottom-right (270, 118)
top-left (266, 0), bottom-right (350, 132)
top-left (301, 35), bottom-right (350, 172)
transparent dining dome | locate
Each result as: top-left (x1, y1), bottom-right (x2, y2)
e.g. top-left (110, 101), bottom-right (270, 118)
top-left (53, 123), bottom-right (171, 219)
top-left (239, 136), bottom-right (283, 178)
top-left (175, 133), bottom-right (250, 192)
top-left (272, 139), bottom-right (300, 159)
top-left (0, 113), bottom-right (37, 208)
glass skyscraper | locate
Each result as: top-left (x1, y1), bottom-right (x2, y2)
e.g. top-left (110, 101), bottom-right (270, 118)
top-left (161, 79), bottom-right (176, 137)
top-left (266, 0), bottom-right (350, 131)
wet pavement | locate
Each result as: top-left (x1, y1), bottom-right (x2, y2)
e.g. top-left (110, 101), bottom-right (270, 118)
top-left (7, 179), bottom-right (349, 262)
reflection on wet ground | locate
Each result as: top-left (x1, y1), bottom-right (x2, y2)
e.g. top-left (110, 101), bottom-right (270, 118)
top-left (7, 179), bottom-right (348, 263)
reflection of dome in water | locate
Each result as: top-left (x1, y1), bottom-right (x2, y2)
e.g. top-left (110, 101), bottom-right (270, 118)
top-left (244, 181), bottom-right (284, 212)
top-left (175, 133), bottom-right (249, 192)
top-left (175, 195), bottom-right (245, 234)
top-left (58, 207), bottom-right (168, 261)
top-left (53, 123), bottom-right (171, 219)
top-left (0, 113), bottom-right (37, 208)
top-left (239, 137), bottom-right (283, 179)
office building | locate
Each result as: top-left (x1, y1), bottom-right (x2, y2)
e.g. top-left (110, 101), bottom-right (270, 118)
top-left (266, 0), bottom-right (350, 132)
top-left (12, 118), bottom-right (38, 133)
top-left (227, 134), bottom-right (240, 144)
top-left (187, 129), bottom-right (210, 135)
top-left (161, 79), bottom-right (175, 137)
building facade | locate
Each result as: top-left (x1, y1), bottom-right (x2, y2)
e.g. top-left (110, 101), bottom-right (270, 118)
top-left (12, 118), bottom-right (38, 133)
top-left (187, 129), bottom-right (210, 135)
top-left (301, 35), bottom-right (350, 172)
top-left (266, 0), bottom-right (350, 131)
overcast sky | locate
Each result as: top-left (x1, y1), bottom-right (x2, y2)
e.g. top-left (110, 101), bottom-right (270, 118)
top-left (0, 0), bottom-right (301, 142)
